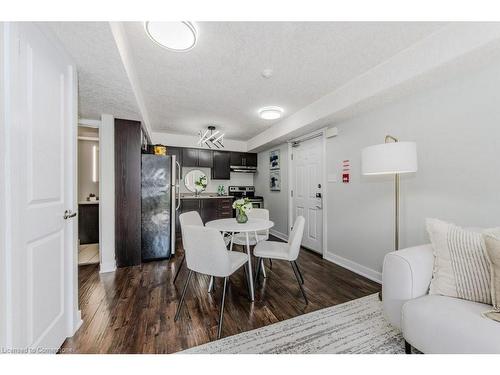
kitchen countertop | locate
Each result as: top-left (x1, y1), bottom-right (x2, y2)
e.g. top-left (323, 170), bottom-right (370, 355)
top-left (78, 201), bottom-right (99, 205)
top-left (180, 193), bottom-right (234, 199)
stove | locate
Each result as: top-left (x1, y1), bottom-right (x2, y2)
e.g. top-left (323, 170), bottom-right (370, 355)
top-left (229, 186), bottom-right (264, 208)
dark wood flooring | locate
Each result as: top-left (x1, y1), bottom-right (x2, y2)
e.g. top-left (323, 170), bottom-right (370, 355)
top-left (61, 237), bottom-right (380, 353)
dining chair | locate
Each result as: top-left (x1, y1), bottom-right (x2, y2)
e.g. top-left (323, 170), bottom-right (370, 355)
top-left (253, 216), bottom-right (308, 304)
top-left (174, 224), bottom-right (250, 339)
top-left (232, 208), bottom-right (270, 245)
top-left (231, 208), bottom-right (272, 273)
top-left (173, 211), bottom-right (204, 284)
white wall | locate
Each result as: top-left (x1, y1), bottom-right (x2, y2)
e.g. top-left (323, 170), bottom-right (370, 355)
top-left (0, 22), bottom-right (8, 347)
top-left (254, 144), bottom-right (289, 238)
top-left (151, 131), bottom-right (247, 152)
top-left (325, 62), bottom-right (500, 282)
top-left (180, 167), bottom-right (253, 194)
top-left (99, 114), bottom-right (116, 273)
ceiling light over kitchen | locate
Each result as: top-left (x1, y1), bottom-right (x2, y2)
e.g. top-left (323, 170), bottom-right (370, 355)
top-left (144, 22), bottom-right (197, 52)
top-left (258, 106), bottom-right (284, 120)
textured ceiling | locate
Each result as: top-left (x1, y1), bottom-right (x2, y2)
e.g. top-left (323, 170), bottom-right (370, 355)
top-left (43, 22), bottom-right (141, 121)
top-left (44, 22), bottom-right (447, 139)
top-left (124, 22), bottom-right (446, 139)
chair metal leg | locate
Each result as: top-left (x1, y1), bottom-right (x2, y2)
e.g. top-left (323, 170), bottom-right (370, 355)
top-left (217, 277), bottom-right (228, 339)
top-left (208, 276), bottom-right (215, 293)
top-left (243, 263), bottom-right (252, 301)
top-left (293, 260), bottom-right (304, 285)
top-left (173, 254), bottom-right (185, 284)
top-left (405, 340), bottom-right (412, 354)
top-left (269, 259), bottom-right (273, 269)
top-left (261, 258), bottom-right (267, 278)
top-left (291, 262), bottom-right (308, 305)
top-left (254, 257), bottom-right (262, 286)
top-left (174, 270), bottom-right (193, 321)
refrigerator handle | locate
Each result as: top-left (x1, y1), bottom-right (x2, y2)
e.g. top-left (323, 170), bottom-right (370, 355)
top-left (176, 161), bottom-right (181, 210)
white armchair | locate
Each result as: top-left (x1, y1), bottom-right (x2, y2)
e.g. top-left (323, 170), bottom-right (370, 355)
top-left (383, 244), bottom-right (500, 354)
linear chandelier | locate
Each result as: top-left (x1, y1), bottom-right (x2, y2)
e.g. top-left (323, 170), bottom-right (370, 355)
top-left (198, 125), bottom-right (224, 149)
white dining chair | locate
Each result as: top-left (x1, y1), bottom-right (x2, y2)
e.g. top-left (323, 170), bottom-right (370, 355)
top-left (173, 211), bottom-right (204, 285)
top-left (231, 208), bottom-right (272, 274)
top-left (253, 216), bottom-right (308, 304)
top-left (232, 208), bottom-right (270, 245)
top-left (174, 224), bottom-right (250, 339)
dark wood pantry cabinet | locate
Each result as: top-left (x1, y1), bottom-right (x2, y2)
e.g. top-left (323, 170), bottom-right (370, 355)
top-left (114, 118), bottom-right (142, 267)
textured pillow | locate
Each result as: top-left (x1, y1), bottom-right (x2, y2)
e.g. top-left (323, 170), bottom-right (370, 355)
top-left (426, 218), bottom-right (497, 305)
top-left (483, 234), bottom-right (500, 311)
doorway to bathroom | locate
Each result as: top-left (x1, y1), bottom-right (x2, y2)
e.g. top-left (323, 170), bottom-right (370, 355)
top-left (78, 126), bottom-right (100, 265)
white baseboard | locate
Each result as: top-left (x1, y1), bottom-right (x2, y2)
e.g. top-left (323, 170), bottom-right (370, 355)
top-left (323, 252), bottom-right (382, 284)
top-left (99, 261), bottom-right (116, 274)
top-left (71, 309), bottom-right (83, 336)
top-left (269, 229), bottom-right (288, 242)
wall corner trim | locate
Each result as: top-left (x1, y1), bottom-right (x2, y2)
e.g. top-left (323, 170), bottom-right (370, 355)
top-left (323, 252), bottom-right (382, 284)
top-left (99, 261), bottom-right (117, 274)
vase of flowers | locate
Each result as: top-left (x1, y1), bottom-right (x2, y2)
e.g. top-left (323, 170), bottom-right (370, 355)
top-left (232, 198), bottom-right (252, 224)
top-left (194, 175), bottom-right (207, 194)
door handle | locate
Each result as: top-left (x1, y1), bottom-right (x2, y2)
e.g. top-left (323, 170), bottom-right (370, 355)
top-left (63, 210), bottom-right (77, 220)
top-left (176, 161), bottom-right (181, 210)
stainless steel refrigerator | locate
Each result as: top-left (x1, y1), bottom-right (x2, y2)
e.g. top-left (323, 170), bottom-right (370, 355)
top-left (141, 154), bottom-right (180, 261)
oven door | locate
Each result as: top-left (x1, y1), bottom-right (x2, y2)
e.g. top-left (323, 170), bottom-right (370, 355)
top-left (250, 200), bottom-right (263, 209)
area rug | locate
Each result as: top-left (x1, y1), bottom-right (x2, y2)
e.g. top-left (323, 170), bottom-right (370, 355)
top-left (181, 293), bottom-right (405, 354)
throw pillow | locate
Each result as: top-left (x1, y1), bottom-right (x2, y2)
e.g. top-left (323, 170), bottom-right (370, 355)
top-left (426, 218), bottom-right (497, 305)
top-left (483, 234), bottom-right (500, 311)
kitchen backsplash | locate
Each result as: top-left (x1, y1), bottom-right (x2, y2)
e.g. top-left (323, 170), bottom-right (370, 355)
top-left (180, 167), bottom-right (254, 194)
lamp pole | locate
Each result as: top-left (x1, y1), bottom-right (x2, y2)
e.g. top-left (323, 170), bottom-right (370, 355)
top-left (385, 135), bottom-right (399, 251)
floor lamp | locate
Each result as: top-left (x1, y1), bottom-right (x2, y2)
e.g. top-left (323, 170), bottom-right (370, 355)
top-left (361, 135), bottom-right (418, 251)
top-left (361, 136), bottom-right (417, 300)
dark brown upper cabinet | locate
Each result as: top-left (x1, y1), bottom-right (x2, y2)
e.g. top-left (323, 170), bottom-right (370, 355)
top-left (182, 148), bottom-right (198, 167)
top-left (198, 149), bottom-right (213, 168)
top-left (230, 152), bottom-right (258, 167)
top-left (182, 148), bottom-right (213, 168)
top-left (212, 151), bottom-right (231, 180)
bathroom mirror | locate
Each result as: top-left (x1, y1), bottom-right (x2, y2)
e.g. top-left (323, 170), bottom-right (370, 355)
top-left (184, 169), bottom-right (208, 193)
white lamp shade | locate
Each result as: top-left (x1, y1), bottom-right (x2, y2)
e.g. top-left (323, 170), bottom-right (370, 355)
top-left (361, 142), bottom-right (417, 175)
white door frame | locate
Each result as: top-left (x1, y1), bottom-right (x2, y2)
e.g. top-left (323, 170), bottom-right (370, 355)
top-left (77, 119), bottom-right (102, 267)
top-left (78, 116), bottom-right (116, 274)
top-left (288, 128), bottom-right (328, 257)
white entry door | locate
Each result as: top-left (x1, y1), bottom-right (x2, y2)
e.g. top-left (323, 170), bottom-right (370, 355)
top-left (291, 136), bottom-right (323, 254)
top-left (5, 23), bottom-right (77, 350)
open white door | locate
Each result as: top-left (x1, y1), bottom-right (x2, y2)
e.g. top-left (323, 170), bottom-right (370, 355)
top-left (4, 23), bottom-right (78, 351)
top-left (290, 135), bottom-right (324, 254)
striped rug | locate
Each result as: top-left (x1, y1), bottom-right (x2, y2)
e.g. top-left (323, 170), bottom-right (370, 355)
top-left (181, 293), bottom-right (405, 354)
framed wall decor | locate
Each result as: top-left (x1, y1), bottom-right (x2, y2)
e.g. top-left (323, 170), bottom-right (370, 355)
top-left (270, 170), bottom-right (281, 191)
top-left (269, 149), bottom-right (280, 170)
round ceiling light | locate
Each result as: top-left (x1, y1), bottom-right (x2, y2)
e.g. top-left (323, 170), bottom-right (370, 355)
top-left (144, 21), bottom-right (197, 52)
top-left (258, 106), bottom-right (284, 120)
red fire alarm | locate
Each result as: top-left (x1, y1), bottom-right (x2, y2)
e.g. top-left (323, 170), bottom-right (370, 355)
top-left (342, 173), bottom-right (350, 183)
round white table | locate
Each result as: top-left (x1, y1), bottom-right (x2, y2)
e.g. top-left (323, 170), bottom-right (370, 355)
top-left (206, 218), bottom-right (274, 301)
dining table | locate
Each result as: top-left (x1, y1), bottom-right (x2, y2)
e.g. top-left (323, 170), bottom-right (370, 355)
top-left (205, 217), bottom-right (274, 301)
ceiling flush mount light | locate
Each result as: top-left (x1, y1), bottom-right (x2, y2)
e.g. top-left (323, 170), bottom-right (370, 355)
top-left (258, 106), bottom-right (284, 120)
top-left (144, 21), bottom-right (197, 52)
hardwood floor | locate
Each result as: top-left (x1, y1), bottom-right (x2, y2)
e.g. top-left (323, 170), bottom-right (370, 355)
top-left (61, 237), bottom-right (380, 353)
